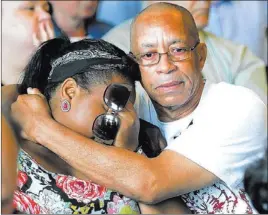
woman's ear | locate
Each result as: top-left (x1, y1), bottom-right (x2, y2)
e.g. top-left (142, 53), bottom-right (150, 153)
top-left (60, 78), bottom-right (78, 101)
top-left (197, 43), bottom-right (207, 70)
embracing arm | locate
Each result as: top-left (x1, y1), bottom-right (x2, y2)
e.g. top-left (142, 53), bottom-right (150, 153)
top-left (37, 120), bottom-right (216, 202)
top-left (11, 93), bottom-right (216, 204)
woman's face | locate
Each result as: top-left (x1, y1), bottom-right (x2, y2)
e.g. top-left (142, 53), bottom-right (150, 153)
top-left (2, 1), bottom-right (53, 62)
top-left (52, 76), bottom-right (135, 139)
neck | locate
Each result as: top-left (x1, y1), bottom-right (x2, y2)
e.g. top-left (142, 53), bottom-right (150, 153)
top-left (153, 80), bottom-right (205, 122)
top-left (53, 10), bottom-right (86, 37)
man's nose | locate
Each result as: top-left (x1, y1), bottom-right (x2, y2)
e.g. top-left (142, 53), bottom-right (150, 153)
top-left (156, 53), bottom-right (176, 74)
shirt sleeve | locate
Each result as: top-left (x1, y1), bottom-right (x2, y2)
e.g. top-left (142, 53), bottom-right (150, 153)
top-left (102, 19), bottom-right (132, 53)
top-left (165, 85), bottom-right (267, 189)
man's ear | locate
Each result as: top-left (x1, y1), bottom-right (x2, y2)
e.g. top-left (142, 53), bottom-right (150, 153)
top-left (60, 78), bottom-right (79, 101)
top-left (197, 43), bottom-right (207, 70)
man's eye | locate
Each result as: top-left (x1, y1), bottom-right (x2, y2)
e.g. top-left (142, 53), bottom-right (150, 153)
top-left (141, 52), bottom-right (157, 60)
top-left (171, 48), bottom-right (187, 54)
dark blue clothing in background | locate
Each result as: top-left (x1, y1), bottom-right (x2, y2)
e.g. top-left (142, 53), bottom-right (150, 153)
top-left (52, 18), bottom-right (113, 39)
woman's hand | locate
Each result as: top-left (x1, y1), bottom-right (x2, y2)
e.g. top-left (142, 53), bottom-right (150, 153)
top-left (114, 101), bottom-right (140, 151)
top-left (11, 88), bottom-right (52, 142)
top-left (33, 19), bottom-right (55, 47)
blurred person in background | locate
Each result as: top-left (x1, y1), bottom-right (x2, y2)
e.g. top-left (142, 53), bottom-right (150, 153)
top-left (49, 1), bottom-right (112, 40)
top-left (102, 0), bottom-right (267, 104)
top-left (205, 0), bottom-right (267, 65)
top-left (2, 1), bottom-right (55, 85)
top-left (1, 116), bottom-right (19, 214)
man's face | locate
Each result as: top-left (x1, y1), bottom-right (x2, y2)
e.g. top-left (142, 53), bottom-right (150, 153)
top-left (148, 1), bottom-right (211, 29)
top-left (50, 1), bottom-right (98, 19)
top-left (131, 10), bottom-right (205, 108)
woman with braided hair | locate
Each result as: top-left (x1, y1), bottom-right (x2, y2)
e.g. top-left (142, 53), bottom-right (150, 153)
top-left (4, 37), bottom-right (189, 214)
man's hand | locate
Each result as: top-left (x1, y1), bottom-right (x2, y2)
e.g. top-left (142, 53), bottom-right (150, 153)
top-left (11, 88), bottom-right (52, 142)
top-left (114, 101), bottom-right (140, 151)
top-left (139, 119), bottom-right (167, 158)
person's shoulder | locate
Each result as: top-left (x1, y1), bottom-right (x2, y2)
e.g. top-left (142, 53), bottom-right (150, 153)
top-left (201, 29), bottom-right (266, 67)
top-left (206, 81), bottom-right (266, 115)
top-left (87, 20), bottom-right (113, 39)
top-left (102, 18), bottom-right (133, 39)
top-left (102, 19), bottom-right (133, 53)
top-left (199, 81), bottom-right (266, 135)
top-left (210, 81), bottom-right (264, 103)
top-left (92, 20), bottom-right (113, 29)
top-left (201, 30), bottom-right (245, 53)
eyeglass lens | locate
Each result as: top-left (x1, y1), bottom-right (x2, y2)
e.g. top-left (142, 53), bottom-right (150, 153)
top-left (104, 84), bottom-right (131, 111)
top-left (92, 84), bottom-right (132, 145)
top-left (92, 114), bottom-right (120, 145)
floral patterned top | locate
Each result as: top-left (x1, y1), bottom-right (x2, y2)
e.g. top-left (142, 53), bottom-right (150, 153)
top-left (181, 181), bottom-right (256, 214)
top-left (13, 149), bottom-right (140, 214)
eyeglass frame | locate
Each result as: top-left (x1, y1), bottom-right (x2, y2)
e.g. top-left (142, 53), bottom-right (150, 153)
top-left (92, 83), bottom-right (132, 146)
top-left (129, 40), bottom-right (200, 66)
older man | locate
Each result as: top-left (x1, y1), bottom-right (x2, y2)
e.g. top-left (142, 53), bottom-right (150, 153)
top-left (102, 1), bottom-right (267, 104)
top-left (11, 3), bottom-right (266, 214)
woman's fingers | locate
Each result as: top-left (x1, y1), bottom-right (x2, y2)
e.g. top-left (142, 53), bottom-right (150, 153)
top-left (45, 21), bottom-right (55, 39)
top-left (33, 32), bottom-right (40, 47)
top-left (115, 102), bottom-right (140, 151)
top-left (33, 20), bottom-right (55, 47)
top-left (39, 21), bottom-right (48, 42)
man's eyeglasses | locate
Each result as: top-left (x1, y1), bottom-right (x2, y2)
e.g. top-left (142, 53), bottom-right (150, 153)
top-left (130, 41), bottom-right (200, 66)
top-left (92, 84), bottom-right (132, 146)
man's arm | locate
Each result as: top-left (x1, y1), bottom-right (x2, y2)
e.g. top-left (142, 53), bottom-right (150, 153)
top-left (11, 90), bottom-right (217, 204)
top-left (22, 116), bottom-right (216, 203)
